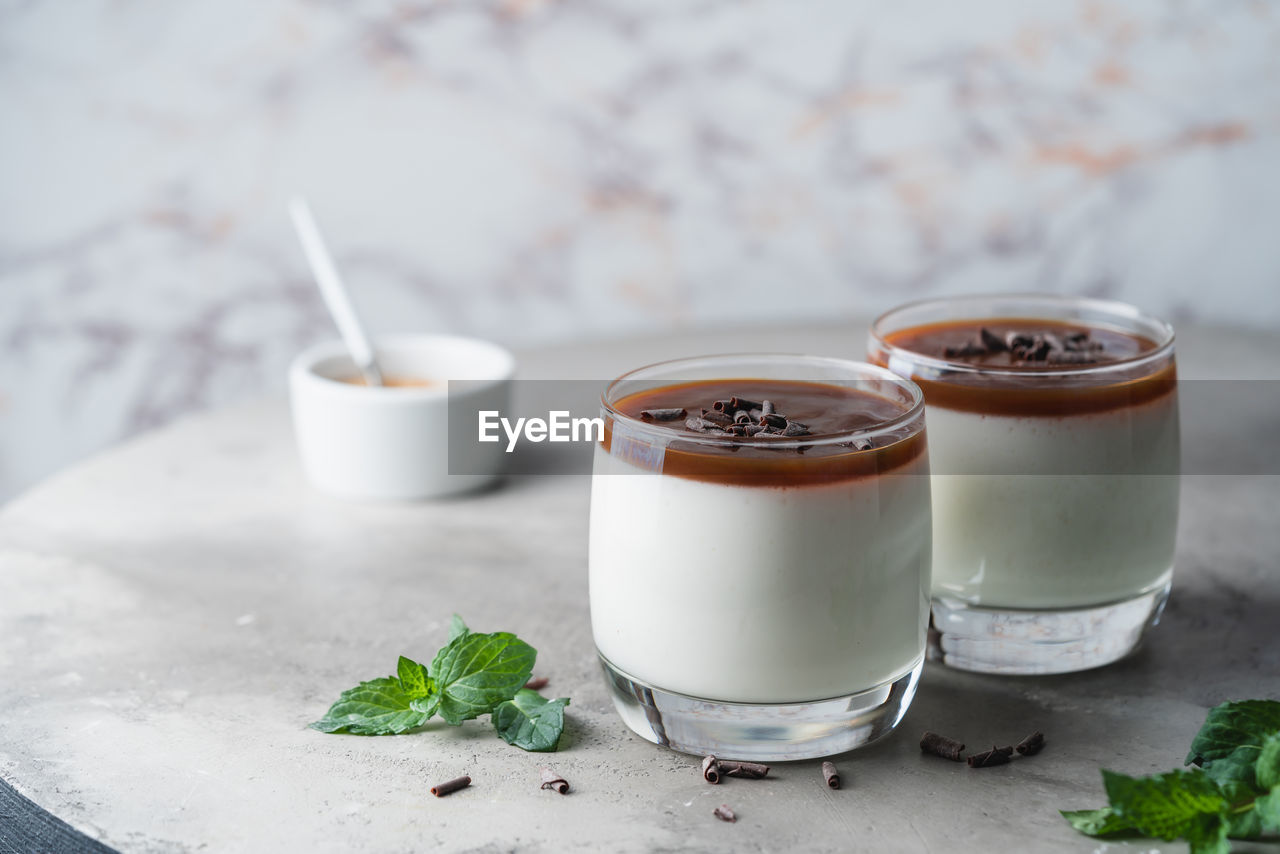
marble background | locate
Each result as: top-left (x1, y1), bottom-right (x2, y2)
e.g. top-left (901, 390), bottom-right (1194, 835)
top-left (2, 0), bottom-right (1279, 501)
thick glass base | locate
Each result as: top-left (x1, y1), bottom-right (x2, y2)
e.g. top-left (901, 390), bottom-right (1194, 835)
top-left (928, 579), bottom-right (1172, 675)
top-left (598, 653), bottom-right (923, 761)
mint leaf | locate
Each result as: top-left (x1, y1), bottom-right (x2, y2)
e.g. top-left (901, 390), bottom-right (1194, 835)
top-left (492, 689), bottom-right (569, 752)
top-left (1257, 733), bottom-right (1280, 790)
top-left (310, 677), bottom-right (430, 735)
top-left (1102, 768), bottom-right (1228, 841)
top-left (426, 631), bottom-right (536, 725)
top-left (448, 614), bottom-right (469, 643)
top-left (1183, 813), bottom-right (1230, 854)
top-left (1203, 744), bottom-right (1264, 790)
top-left (397, 655), bottom-right (431, 698)
top-left (1059, 807), bottom-right (1136, 837)
top-left (1256, 786), bottom-right (1280, 831)
top-left (1224, 806), bottom-right (1263, 840)
top-left (1186, 700), bottom-right (1280, 766)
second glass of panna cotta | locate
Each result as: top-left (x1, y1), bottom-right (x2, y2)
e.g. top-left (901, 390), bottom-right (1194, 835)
top-left (868, 295), bottom-right (1179, 675)
top-left (589, 355), bottom-right (931, 760)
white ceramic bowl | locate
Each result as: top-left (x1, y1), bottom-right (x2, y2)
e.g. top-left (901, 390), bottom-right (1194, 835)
top-left (289, 334), bottom-right (515, 500)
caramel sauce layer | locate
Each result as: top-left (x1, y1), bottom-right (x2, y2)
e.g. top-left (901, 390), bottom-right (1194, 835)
top-left (877, 318), bottom-right (1176, 417)
top-left (604, 379), bottom-right (926, 486)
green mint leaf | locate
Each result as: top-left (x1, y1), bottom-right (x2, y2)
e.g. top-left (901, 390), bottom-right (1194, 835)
top-left (1102, 768), bottom-right (1228, 841)
top-left (1186, 699), bottom-right (1280, 766)
top-left (492, 689), bottom-right (569, 752)
top-left (1257, 732), bottom-right (1280, 790)
top-left (429, 630), bottom-right (536, 725)
top-left (448, 614), bottom-right (469, 643)
top-left (310, 676), bottom-right (431, 735)
top-left (408, 694), bottom-right (440, 717)
top-left (1184, 813), bottom-right (1230, 854)
top-left (1059, 807), bottom-right (1136, 837)
top-left (1224, 806), bottom-right (1263, 840)
top-left (396, 655), bottom-right (431, 698)
top-left (1255, 786), bottom-right (1280, 832)
top-left (1203, 744), bottom-right (1265, 790)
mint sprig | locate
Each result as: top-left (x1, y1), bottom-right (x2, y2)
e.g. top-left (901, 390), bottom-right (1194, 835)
top-left (423, 631), bottom-right (537, 725)
top-left (309, 615), bottom-right (569, 752)
top-left (1062, 699), bottom-right (1280, 852)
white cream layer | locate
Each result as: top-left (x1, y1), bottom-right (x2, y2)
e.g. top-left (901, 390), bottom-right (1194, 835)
top-left (926, 392), bottom-right (1179, 609)
top-left (588, 447), bottom-right (931, 704)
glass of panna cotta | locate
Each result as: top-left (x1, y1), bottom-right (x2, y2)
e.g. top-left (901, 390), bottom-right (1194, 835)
top-left (589, 355), bottom-right (931, 760)
top-left (868, 295), bottom-right (1179, 675)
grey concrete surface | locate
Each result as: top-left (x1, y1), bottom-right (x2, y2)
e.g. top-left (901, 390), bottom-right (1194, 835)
top-left (1, 321), bottom-right (1278, 853)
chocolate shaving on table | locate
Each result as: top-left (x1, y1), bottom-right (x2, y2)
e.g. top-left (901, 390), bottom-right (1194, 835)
top-left (920, 731), bottom-right (965, 761)
top-left (781, 421), bottom-right (811, 437)
top-left (711, 399), bottom-right (734, 412)
top-left (759, 413), bottom-right (787, 429)
top-left (540, 767), bottom-right (570, 794)
top-left (640, 407), bottom-right (686, 422)
top-left (967, 746), bottom-right (1013, 768)
top-left (1015, 731), bottom-right (1045, 756)
top-left (851, 438), bottom-right (873, 451)
top-left (822, 761), bottom-right (840, 789)
top-left (729, 397), bottom-right (761, 412)
top-left (760, 400), bottom-right (775, 416)
top-left (713, 804), bottom-right (737, 823)
top-left (719, 760), bottom-right (770, 779)
top-left (430, 775), bottom-right (471, 797)
top-left (524, 676), bottom-right (549, 691)
top-left (733, 410), bottom-right (752, 424)
top-left (701, 755), bottom-right (721, 784)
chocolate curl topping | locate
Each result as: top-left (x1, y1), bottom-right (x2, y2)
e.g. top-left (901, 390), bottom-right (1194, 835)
top-left (940, 327), bottom-right (1107, 366)
top-left (523, 676), bottom-right (549, 691)
top-left (685, 416), bottom-right (726, 433)
top-left (540, 767), bottom-right (569, 794)
top-left (719, 760), bottom-right (769, 779)
top-left (979, 327), bottom-right (1007, 352)
top-left (822, 761), bottom-right (840, 789)
top-left (1015, 731), bottom-right (1045, 756)
top-left (943, 342), bottom-right (986, 358)
top-left (430, 775), bottom-right (471, 797)
top-left (920, 731), bottom-right (965, 761)
top-left (702, 410), bottom-right (734, 426)
top-left (967, 746), bottom-right (1013, 768)
top-left (640, 407), bottom-right (686, 422)
top-left (712, 804), bottom-right (737, 823)
top-left (677, 393), bottom-right (819, 442)
top-left (701, 755), bottom-right (721, 784)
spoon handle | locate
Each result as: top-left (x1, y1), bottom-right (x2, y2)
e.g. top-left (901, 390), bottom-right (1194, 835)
top-left (289, 198), bottom-right (383, 386)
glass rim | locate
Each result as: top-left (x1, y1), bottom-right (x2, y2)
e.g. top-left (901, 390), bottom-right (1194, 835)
top-left (601, 353), bottom-right (926, 450)
top-left (869, 293), bottom-right (1176, 379)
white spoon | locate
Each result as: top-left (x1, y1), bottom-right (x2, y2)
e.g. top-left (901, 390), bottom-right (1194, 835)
top-left (289, 197), bottom-right (384, 387)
